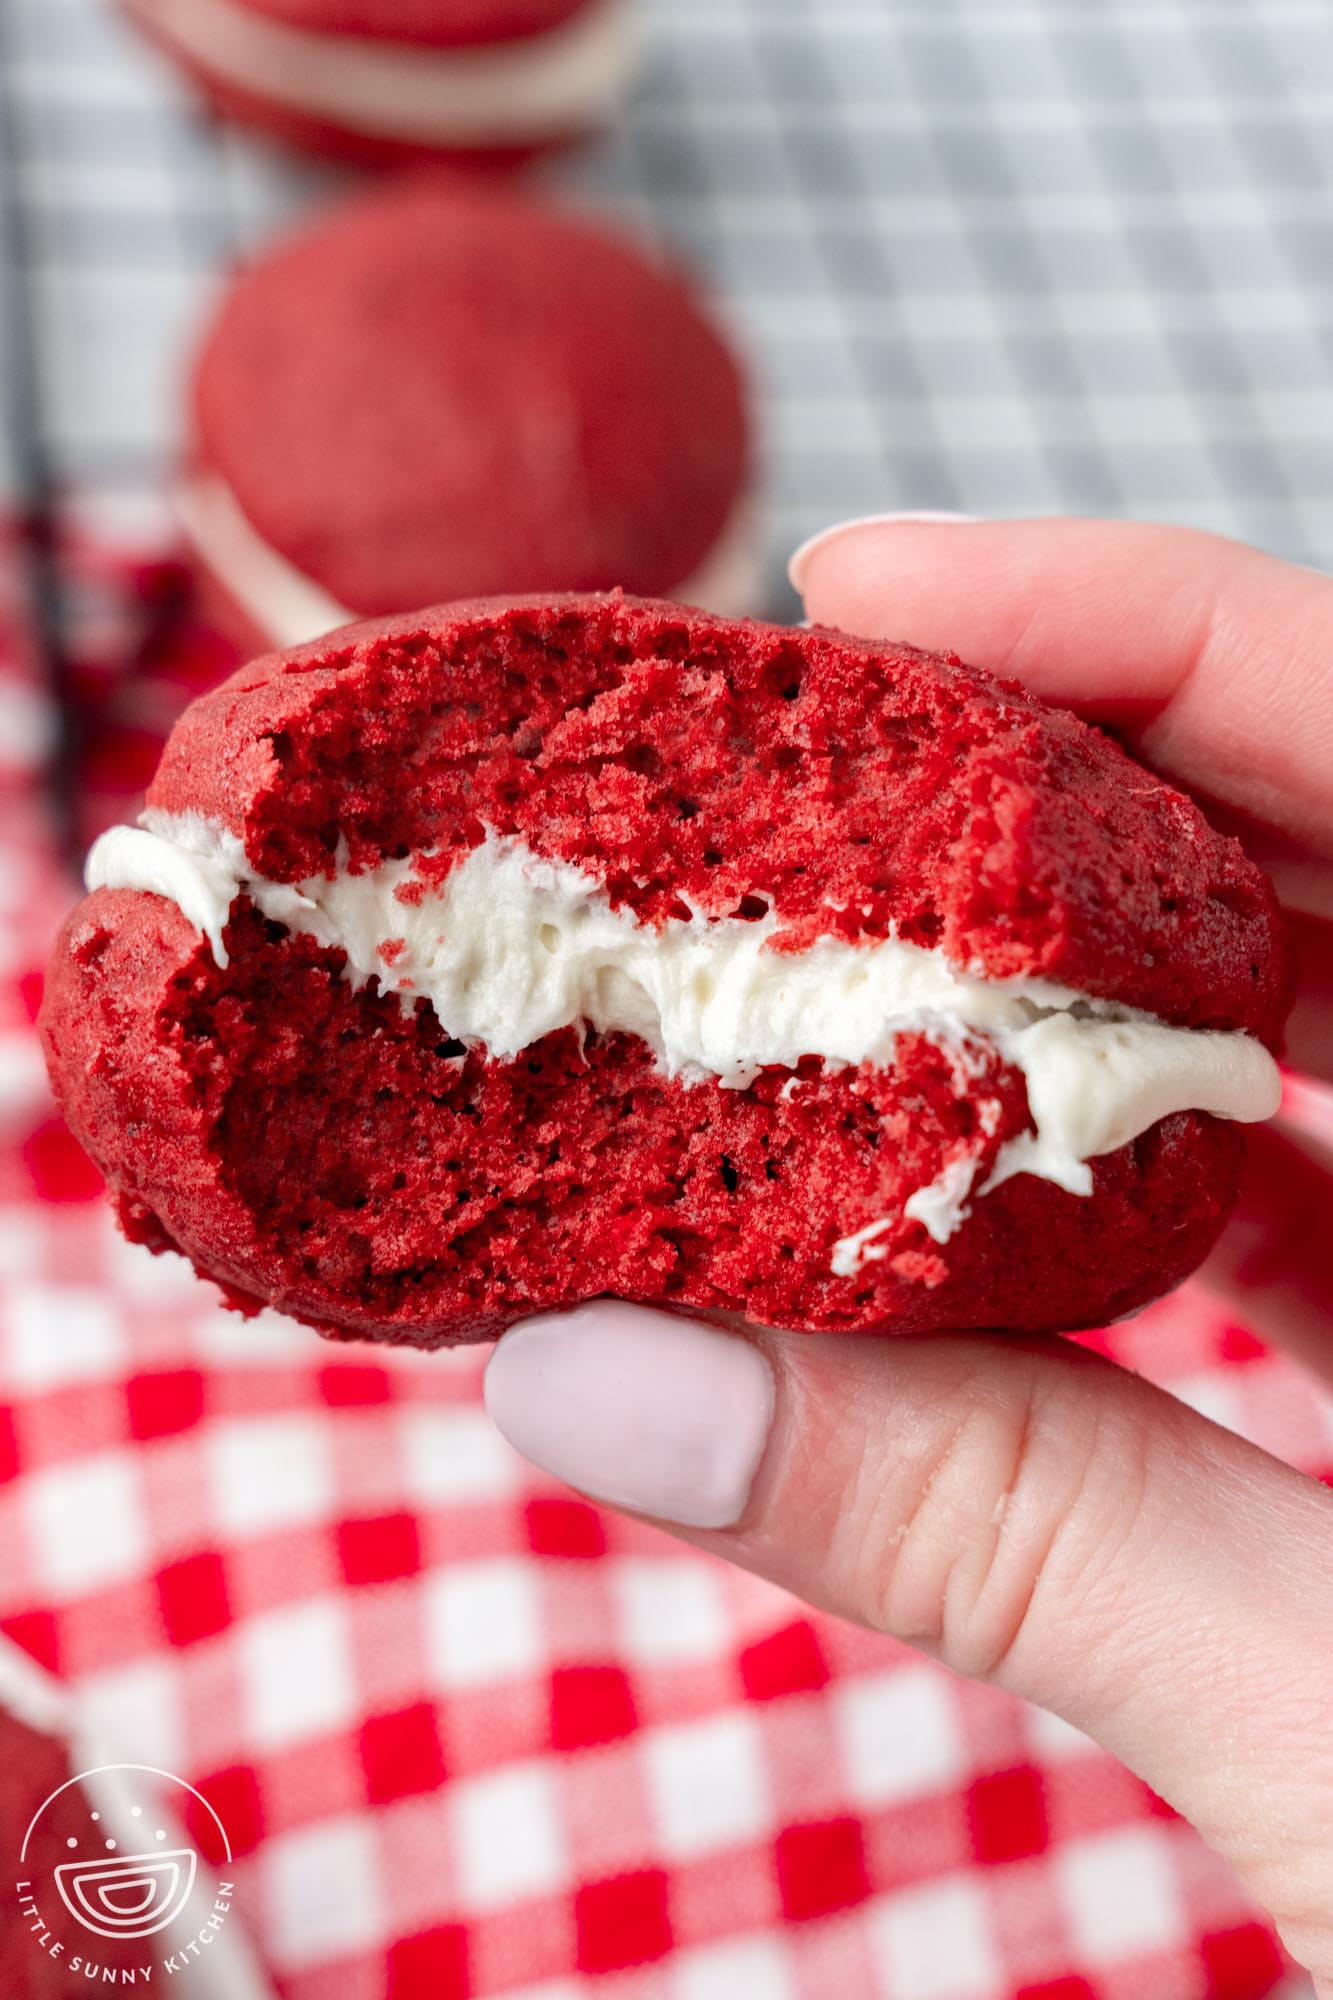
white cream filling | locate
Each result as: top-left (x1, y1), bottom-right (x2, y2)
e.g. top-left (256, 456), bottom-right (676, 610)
top-left (87, 815), bottom-right (1282, 1263)
top-left (127, 0), bottom-right (634, 143)
top-left (179, 474), bottom-right (763, 651)
top-left (179, 477), bottom-right (350, 650)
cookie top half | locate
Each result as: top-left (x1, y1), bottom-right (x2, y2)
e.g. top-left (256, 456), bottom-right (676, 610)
top-left (148, 593), bottom-right (1289, 1039)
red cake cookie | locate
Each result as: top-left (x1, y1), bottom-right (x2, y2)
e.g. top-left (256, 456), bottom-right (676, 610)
top-left (122, 0), bottom-right (633, 167)
top-left (182, 181), bottom-right (755, 655)
top-left (42, 595), bottom-right (1288, 1347)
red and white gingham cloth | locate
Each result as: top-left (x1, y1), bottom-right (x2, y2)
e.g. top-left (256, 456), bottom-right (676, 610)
top-left (1, 525), bottom-right (1328, 1999)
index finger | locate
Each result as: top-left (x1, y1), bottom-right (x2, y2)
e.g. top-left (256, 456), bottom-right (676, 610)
top-left (792, 516), bottom-right (1333, 863)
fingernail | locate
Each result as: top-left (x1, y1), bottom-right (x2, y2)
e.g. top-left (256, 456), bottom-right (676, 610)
top-left (788, 511), bottom-right (980, 595)
top-left (484, 1304), bottom-right (775, 1530)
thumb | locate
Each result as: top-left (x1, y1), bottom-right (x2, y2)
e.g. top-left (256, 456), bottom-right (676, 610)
top-left (486, 1304), bottom-right (1333, 1992)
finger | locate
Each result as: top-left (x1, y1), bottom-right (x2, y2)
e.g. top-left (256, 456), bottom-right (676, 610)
top-left (791, 516), bottom-right (1333, 859)
top-left (1202, 1116), bottom-right (1333, 1383)
top-left (487, 1304), bottom-right (1333, 1988)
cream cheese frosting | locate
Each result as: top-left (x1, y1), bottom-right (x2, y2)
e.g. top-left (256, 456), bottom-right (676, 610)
top-left (127, 0), bottom-right (634, 145)
top-left (178, 474), bottom-right (763, 649)
top-left (87, 814), bottom-right (1282, 1261)
top-left (178, 478), bottom-right (350, 652)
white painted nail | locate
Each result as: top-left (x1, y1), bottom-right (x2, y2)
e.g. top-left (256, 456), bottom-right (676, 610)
top-left (484, 1303), bottom-right (775, 1531)
top-left (788, 511), bottom-right (981, 595)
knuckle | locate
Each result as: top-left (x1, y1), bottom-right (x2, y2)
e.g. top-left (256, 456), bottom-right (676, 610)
top-left (1244, 1817), bottom-right (1333, 1990)
top-left (1269, 1876), bottom-right (1333, 1993)
top-left (849, 1353), bottom-right (1147, 1684)
top-left (1281, 1912), bottom-right (1333, 1994)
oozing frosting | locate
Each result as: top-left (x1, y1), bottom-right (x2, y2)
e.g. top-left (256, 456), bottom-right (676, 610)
top-left (87, 815), bottom-right (1282, 1261)
top-left (178, 475), bottom-right (763, 651)
top-left (127, 0), bottom-right (634, 144)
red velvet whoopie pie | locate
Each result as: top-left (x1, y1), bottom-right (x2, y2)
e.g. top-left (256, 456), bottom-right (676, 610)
top-left (122, 0), bottom-right (634, 167)
top-left (42, 594), bottom-right (1288, 1347)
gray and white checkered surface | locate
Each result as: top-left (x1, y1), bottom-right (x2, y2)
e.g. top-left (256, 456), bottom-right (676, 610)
top-left (3, 0), bottom-right (1333, 615)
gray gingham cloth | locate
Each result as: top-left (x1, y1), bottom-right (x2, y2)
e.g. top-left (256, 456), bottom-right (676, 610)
top-left (3, 0), bottom-right (1333, 616)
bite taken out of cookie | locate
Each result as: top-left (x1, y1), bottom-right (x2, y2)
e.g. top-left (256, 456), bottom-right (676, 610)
top-left (42, 593), bottom-right (1289, 1347)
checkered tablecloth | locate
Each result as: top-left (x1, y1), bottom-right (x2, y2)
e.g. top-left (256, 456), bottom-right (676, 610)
top-left (3, 1), bottom-right (1333, 1995)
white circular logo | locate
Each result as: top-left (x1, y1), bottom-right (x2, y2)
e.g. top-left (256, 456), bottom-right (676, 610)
top-left (16, 1764), bottom-right (235, 1978)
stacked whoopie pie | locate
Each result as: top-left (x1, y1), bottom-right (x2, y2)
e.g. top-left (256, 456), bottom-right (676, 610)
top-left (181, 180), bottom-right (757, 654)
top-left (122, 0), bottom-right (634, 166)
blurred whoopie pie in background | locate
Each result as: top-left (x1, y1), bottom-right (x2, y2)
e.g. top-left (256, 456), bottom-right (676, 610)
top-left (120, 0), bottom-right (635, 167)
top-left (181, 177), bottom-right (758, 651)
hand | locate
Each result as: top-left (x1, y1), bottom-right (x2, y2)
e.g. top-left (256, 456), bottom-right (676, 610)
top-left (485, 519), bottom-right (1333, 1993)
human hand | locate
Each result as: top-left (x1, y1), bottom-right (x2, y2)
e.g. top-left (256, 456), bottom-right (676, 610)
top-left (485, 519), bottom-right (1333, 1993)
